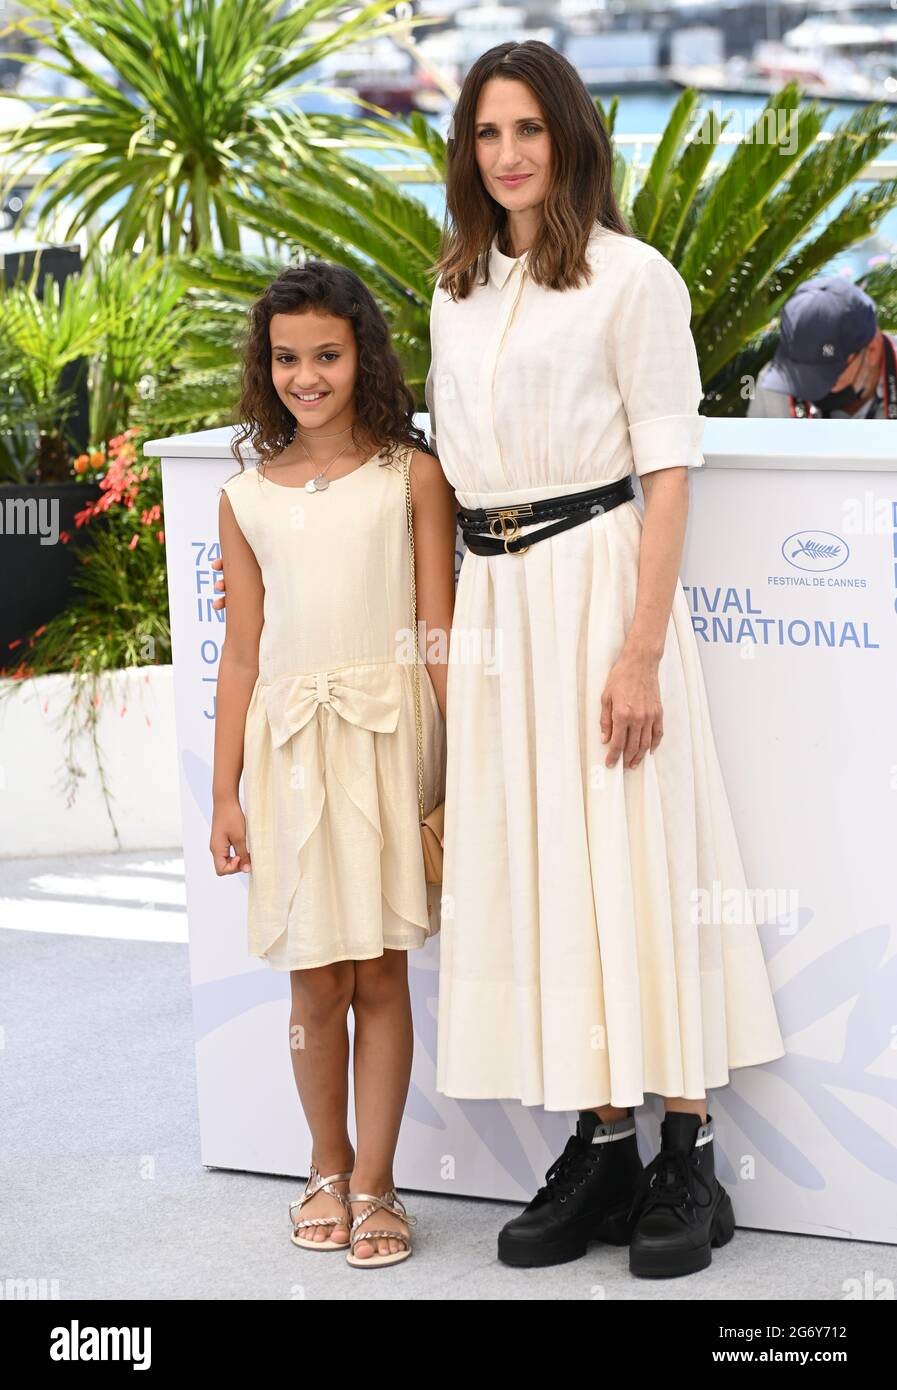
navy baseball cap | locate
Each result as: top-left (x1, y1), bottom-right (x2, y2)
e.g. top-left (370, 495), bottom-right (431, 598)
top-left (764, 276), bottom-right (878, 400)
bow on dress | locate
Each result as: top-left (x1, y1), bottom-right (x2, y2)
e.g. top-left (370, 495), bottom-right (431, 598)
top-left (242, 660), bottom-right (435, 960)
top-left (263, 663), bottom-right (402, 749)
top-left (254, 662), bottom-right (405, 935)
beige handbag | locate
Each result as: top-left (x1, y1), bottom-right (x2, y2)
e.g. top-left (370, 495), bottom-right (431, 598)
top-left (400, 444), bottom-right (445, 886)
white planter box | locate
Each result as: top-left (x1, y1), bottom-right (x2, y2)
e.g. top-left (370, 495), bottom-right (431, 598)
top-left (0, 664), bottom-right (181, 857)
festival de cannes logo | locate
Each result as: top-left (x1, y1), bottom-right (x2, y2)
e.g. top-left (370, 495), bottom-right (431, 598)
top-left (782, 530), bottom-right (849, 573)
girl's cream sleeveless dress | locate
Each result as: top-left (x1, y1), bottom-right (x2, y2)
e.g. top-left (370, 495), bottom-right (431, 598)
top-left (220, 444), bottom-right (446, 971)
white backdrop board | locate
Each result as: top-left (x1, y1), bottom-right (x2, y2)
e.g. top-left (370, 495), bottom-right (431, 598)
top-left (145, 418), bottom-right (897, 1244)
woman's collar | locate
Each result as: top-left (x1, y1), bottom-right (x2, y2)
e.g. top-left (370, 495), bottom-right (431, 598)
top-left (488, 224), bottom-right (609, 289)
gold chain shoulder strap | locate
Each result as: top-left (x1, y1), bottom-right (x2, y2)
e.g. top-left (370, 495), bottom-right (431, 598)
top-left (401, 443), bottom-right (425, 825)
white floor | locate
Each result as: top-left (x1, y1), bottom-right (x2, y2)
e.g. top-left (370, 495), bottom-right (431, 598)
top-left (2, 850), bottom-right (893, 1300)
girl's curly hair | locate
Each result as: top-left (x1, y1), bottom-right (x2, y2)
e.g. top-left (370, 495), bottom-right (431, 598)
top-left (231, 260), bottom-right (434, 473)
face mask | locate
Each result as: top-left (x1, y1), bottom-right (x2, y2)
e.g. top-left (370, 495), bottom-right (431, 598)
top-left (812, 346), bottom-right (869, 412)
top-left (812, 381), bottom-right (865, 412)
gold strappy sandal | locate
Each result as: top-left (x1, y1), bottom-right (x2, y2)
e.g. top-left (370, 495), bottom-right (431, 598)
top-left (289, 1164), bottom-right (352, 1250)
top-left (346, 1189), bottom-right (417, 1268)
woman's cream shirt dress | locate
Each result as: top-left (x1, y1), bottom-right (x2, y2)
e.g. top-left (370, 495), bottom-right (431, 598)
top-left (427, 224), bottom-right (786, 1111)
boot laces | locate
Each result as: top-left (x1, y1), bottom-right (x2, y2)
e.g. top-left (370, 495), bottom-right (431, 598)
top-left (535, 1133), bottom-right (596, 1202)
top-left (628, 1147), bottom-right (712, 1223)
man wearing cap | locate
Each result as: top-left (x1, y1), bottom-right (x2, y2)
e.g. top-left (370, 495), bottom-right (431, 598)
top-left (747, 275), bottom-right (897, 419)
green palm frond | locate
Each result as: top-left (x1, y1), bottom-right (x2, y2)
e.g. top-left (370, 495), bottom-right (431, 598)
top-left (137, 364), bottom-right (243, 428)
top-left (630, 96), bottom-right (734, 261)
top-left (594, 96), bottom-right (629, 207)
top-left (0, 259), bottom-right (112, 427)
top-left (0, 0), bottom-right (432, 257)
top-left (855, 260), bottom-right (897, 329)
top-left (240, 153), bottom-right (438, 294)
top-left (85, 248), bottom-right (196, 440)
top-left (0, 246), bottom-right (202, 474)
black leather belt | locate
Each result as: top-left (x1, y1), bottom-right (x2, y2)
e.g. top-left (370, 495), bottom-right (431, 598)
top-left (458, 474), bottom-right (635, 556)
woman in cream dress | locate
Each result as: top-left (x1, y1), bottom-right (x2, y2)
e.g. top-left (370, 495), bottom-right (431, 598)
top-left (428, 229), bottom-right (785, 1108)
top-left (426, 42), bottom-right (785, 1274)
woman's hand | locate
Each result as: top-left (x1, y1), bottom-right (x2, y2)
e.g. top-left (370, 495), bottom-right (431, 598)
top-left (600, 646), bottom-right (664, 769)
top-left (210, 797), bottom-right (251, 874)
top-left (211, 555), bottom-right (226, 610)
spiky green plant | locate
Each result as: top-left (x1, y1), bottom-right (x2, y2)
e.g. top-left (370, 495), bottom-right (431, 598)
top-left (0, 259), bottom-right (112, 482)
top-left (0, 249), bottom-right (194, 481)
top-left (85, 249), bottom-right (196, 443)
top-left (0, 0), bottom-right (433, 257)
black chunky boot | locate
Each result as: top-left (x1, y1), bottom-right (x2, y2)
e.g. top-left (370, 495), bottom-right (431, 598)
top-left (497, 1109), bottom-right (643, 1268)
top-left (628, 1110), bottom-right (736, 1278)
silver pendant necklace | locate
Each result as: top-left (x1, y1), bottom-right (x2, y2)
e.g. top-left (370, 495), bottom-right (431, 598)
top-left (295, 431), bottom-right (354, 493)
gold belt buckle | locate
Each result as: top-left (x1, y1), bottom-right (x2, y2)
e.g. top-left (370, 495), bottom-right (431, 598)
top-left (483, 503), bottom-right (534, 555)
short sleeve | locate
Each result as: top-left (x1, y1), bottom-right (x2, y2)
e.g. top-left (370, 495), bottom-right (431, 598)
top-left (424, 284), bottom-right (440, 455)
top-left (614, 256), bottom-right (705, 477)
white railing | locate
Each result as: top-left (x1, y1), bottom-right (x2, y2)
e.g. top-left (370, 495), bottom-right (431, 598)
top-left (309, 130), bottom-right (897, 182)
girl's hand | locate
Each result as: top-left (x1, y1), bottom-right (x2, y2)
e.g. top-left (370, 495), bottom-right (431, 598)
top-left (600, 648), bottom-right (664, 769)
top-left (210, 555), bottom-right (226, 611)
top-left (210, 798), bottom-right (251, 874)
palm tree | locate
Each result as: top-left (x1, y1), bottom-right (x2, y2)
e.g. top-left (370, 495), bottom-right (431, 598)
top-left (0, 0), bottom-right (432, 257)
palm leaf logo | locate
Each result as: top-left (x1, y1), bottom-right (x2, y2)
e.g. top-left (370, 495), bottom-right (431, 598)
top-left (791, 540), bottom-right (842, 560)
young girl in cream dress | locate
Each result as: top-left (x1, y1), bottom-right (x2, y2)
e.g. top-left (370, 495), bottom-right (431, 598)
top-left (210, 261), bottom-right (456, 1267)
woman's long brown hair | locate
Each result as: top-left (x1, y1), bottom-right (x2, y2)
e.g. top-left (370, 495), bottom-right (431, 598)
top-left (433, 40), bottom-right (634, 300)
top-left (231, 260), bottom-right (434, 472)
